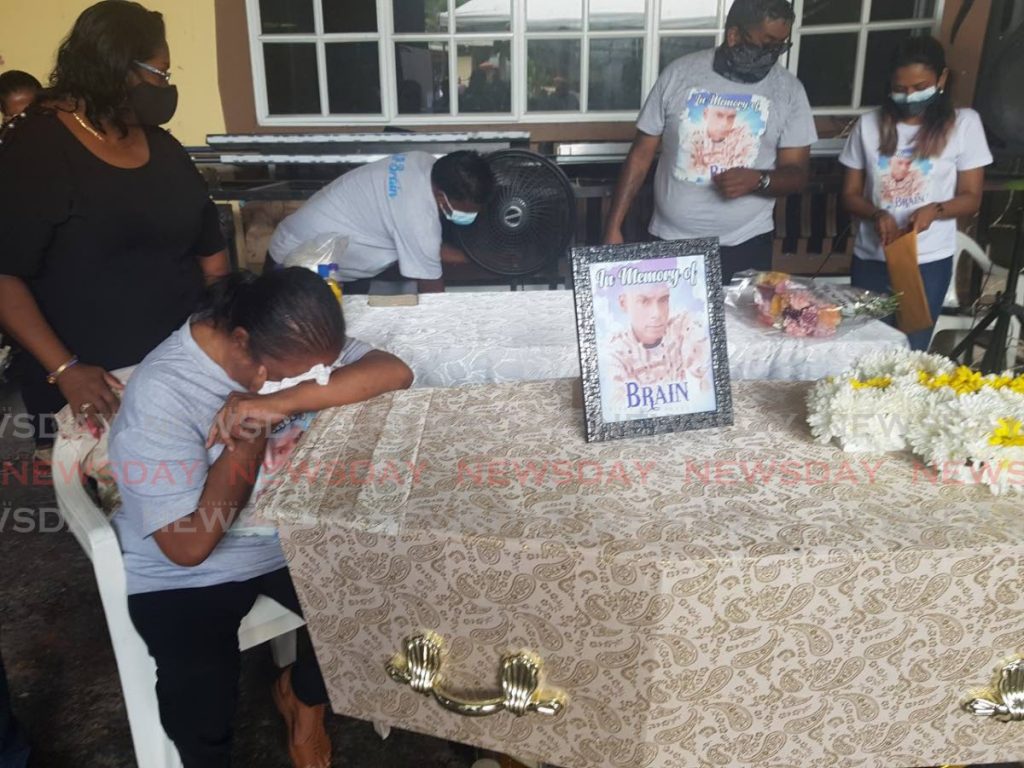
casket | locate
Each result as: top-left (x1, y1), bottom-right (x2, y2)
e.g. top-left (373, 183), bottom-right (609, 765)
top-left (256, 379), bottom-right (1024, 768)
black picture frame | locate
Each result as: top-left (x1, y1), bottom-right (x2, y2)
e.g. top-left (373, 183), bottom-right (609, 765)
top-left (570, 239), bottom-right (734, 442)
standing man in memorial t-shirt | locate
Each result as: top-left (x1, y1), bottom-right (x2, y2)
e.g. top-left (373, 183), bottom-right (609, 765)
top-left (604, 0), bottom-right (818, 283)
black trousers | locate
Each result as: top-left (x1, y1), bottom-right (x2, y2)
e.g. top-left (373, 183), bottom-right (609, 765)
top-left (654, 231), bottom-right (773, 284)
top-left (128, 568), bottom-right (328, 768)
top-left (0, 639), bottom-right (30, 768)
top-left (719, 232), bottom-right (773, 284)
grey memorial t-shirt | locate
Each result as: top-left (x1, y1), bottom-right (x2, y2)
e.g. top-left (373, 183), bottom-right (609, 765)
top-left (109, 321), bottom-right (370, 595)
top-left (637, 49), bottom-right (817, 246)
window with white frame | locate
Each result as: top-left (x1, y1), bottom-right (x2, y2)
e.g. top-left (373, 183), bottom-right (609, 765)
top-left (245, 0), bottom-right (943, 125)
top-left (793, 0), bottom-right (941, 114)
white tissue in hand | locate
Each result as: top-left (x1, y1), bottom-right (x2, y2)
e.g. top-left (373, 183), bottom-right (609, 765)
top-left (258, 363), bottom-right (332, 395)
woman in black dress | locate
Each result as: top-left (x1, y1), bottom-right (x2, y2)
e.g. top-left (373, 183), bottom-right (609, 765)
top-left (0, 0), bottom-right (229, 453)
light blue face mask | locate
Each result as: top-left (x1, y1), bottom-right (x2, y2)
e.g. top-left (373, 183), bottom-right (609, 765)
top-left (441, 192), bottom-right (479, 226)
top-left (890, 85), bottom-right (939, 116)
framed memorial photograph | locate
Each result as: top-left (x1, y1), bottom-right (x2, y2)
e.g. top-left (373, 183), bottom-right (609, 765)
top-left (571, 239), bottom-right (733, 443)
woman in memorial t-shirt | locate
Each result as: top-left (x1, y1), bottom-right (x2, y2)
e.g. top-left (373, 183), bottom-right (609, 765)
top-left (110, 268), bottom-right (413, 767)
top-left (839, 35), bottom-right (992, 351)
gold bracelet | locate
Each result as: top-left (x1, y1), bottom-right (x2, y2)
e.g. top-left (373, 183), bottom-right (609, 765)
top-left (46, 355), bottom-right (79, 385)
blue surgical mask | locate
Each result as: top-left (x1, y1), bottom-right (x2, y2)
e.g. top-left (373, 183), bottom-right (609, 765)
top-left (889, 86), bottom-right (939, 116)
top-left (441, 192), bottom-right (479, 226)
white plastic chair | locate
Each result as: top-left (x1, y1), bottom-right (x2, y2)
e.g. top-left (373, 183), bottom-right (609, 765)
top-left (52, 423), bottom-right (306, 768)
top-left (930, 231), bottom-right (1021, 370)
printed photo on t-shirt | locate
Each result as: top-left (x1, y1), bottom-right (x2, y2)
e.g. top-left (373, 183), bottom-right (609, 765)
top-left (225, 411), bottom-right (316, 537)
top-left (674, 89), bottom-right (770, 184)
top-left (878, 150), bottom-right (931, 212)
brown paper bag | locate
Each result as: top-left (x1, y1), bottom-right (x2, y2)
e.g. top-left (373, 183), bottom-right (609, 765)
top-left (883, 230), bottom-right (932, 334)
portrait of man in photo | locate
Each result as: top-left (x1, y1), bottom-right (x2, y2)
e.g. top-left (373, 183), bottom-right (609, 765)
top-left (591, 256), bottom-right (716, 423)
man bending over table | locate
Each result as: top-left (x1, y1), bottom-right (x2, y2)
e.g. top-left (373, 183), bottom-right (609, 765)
top-left (268, 150), bottom-right (495, 292)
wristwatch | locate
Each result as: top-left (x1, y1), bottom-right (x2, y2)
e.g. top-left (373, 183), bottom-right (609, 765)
top-left (757, 171), bottom-right (771, 192)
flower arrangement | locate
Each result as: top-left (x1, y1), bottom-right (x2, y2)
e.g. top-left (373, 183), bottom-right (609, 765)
top-left (728, 271), bottom-right (900, 338)
top-left (807, 350), bottom-right (1024, 495)
top-left (755, 276), bottom-right (841, 337)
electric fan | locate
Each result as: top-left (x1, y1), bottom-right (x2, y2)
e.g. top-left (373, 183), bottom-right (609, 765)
top-left (456, 149), bottom-right (576, 276)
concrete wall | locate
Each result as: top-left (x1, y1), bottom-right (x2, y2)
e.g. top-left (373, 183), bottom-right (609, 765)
top-left (0, 0), bottom-right (225, 145)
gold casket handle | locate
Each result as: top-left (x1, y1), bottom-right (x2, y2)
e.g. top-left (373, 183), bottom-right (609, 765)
top-left (386, 631), bottom-right (566, 718)
top-left (964, 658), bottom-right (1024, 722)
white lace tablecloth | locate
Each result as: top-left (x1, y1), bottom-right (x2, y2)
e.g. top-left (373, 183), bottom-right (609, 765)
top-left (342, 291), bottom-right (908, 386)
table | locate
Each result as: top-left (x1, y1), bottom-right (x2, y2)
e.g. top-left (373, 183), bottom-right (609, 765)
top-left (259, 378), bottom-right (1022, 768)
top-left (341, 291), bottom-right (908, 386)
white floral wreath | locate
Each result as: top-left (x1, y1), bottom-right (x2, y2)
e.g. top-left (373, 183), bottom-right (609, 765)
top-left (807, 350), bottom-right (1024, 495)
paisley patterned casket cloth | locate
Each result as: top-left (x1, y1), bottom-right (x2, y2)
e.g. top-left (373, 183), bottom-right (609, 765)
top-left (256, 379), bottom-right (1023, 768)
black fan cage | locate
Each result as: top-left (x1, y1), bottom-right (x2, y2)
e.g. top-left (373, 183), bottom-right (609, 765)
top-left (456, 149), bottom-right (576, 277)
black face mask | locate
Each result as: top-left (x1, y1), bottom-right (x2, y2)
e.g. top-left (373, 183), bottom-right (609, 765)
top-left (713, 42), bottom-right (788, 83)
top-left (129, 82), bottom-right (178, 125)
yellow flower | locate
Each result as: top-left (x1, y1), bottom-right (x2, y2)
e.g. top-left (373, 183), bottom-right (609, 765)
top-left (851, 376), bottom-right (892, 390)
top-left (989, 418), bottom-right (1024, 448)
top-left (916, 366), bottom-right (1024, 396)
top-left (949, 366), bottom-right (985, 395)
top-left (918, 370), bottom-right (954, 390)
top-left (990, 374), bottom-right (1024, 395)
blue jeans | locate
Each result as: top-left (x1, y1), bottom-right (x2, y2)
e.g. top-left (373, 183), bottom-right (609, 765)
top-left (850, 255), bottom-right (952, 351)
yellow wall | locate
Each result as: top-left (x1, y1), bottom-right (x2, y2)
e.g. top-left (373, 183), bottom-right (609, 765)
top-left (0, 0), bottom-right (224, 145)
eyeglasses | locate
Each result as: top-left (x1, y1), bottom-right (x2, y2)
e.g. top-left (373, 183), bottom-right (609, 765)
top-left (739, 31), bottom-right (793, 57)
top-left (765, 40), bottom-right (794, 56)
top-left (133, 60), bottom-right (172, 84)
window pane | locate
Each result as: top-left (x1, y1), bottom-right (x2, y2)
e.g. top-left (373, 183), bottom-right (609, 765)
top-left (527, 40), bottom-right (581, 111)
top-left (395, 42), bottom-right (450, 114)
top-left (870, 0), bottom-right (936, 21)
top-left (588, 38), bottom-right (643, 110)
top-left (458, 41), bottom-right (511, 113)
top-left (801, 0), bottom-right (861, 25)
top-left (862, 27), bottom-right (928, 106)
top-left (394, 0), bottom-right (446, 33)
top-left (660, 0), bottom-right (718, 30)
top-left (454, 0), bottom-right (510, 32)
top-left (527, 0), bottom-right (582, 31)
top-left (659, 36), bottom-right (716, 71)
top-left (259, 0), bottom-right (314, 33)
top-left (796, 33), bottom-right (857, 107)
top-left (323, 0), bottom-right (376, 32)
top-left (590, 0), bottom-right (645, 31)
top-left (264, 43), bottom-right (320, 114)
top-left (326, 43), bottom-right (381, 114)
